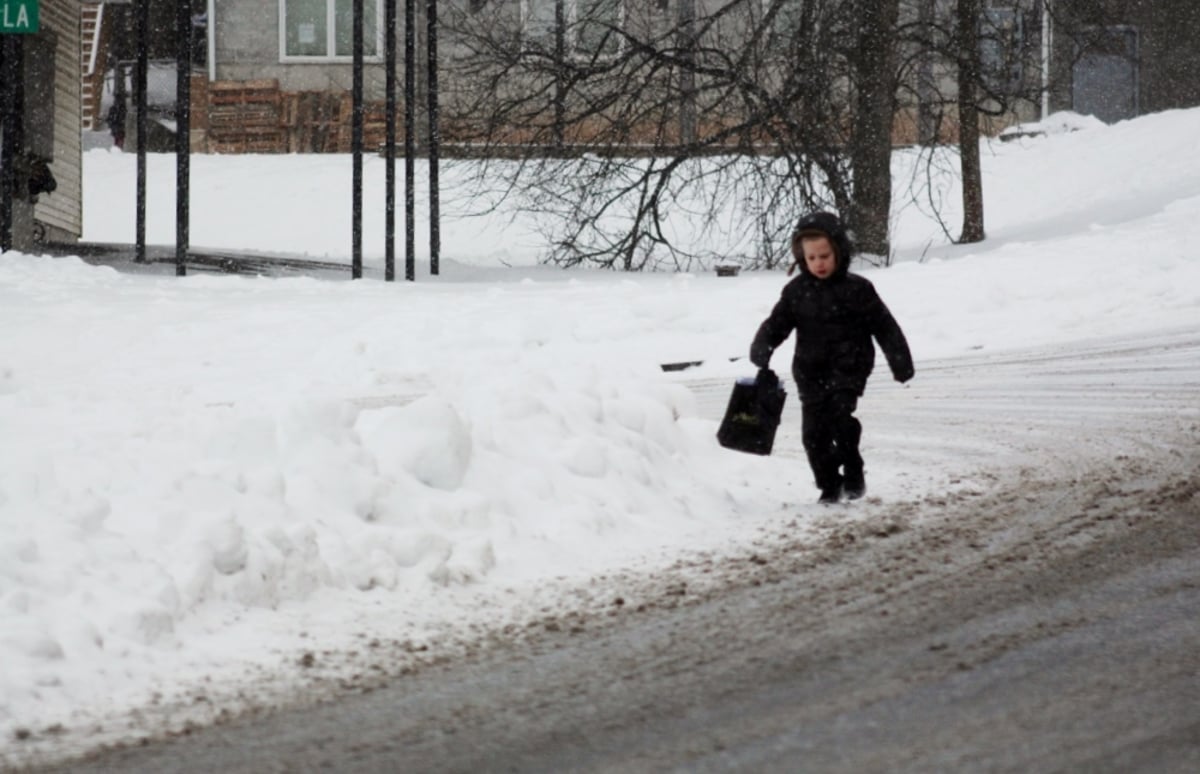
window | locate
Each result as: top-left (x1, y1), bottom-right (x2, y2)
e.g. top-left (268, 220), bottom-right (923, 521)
top-left (281, 0), bottom-right (381, 60)
top-left (523, 0), bottom-right (625, 59)
top-left (980, 8), bottom-right (1023, 95)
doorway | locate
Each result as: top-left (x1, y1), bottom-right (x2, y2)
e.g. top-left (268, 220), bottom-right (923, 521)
top-left (1072, 25), bottom-right (1139, 123)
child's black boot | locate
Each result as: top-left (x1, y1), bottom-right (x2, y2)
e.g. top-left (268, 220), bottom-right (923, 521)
top-left (817, 476), bottom-right (843, 505)
top-left (843, 466), bottom-right (866, 500)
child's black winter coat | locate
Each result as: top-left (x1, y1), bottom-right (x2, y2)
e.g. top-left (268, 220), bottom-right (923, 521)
top-left (750, 251), bottom-right (914, 401)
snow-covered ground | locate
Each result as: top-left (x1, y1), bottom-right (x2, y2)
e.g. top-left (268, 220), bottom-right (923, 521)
top-left (3, 108), bottom-right (1200, 764)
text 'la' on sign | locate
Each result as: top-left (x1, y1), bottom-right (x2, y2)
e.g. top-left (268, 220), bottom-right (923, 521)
top-left (1, 0), bottom-right (39, 35)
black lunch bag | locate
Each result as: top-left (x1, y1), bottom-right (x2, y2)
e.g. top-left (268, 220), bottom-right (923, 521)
top-left (716, 368), bottom-right (787, 455)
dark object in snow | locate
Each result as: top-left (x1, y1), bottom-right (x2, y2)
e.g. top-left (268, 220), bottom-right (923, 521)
top-left (106, 99), bottom-right (128, 149)
top-left (9, 153), bottom-right (57, 203)
top-left (660, 355), bottom-right (744, 373)
top-left (717, 368), bottom-right (786, 456)
top-left (715, 265), bottom-right (741, 277)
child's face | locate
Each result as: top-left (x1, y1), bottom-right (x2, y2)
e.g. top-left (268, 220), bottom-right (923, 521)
top-left (802, 236), bottom-right (838, 279)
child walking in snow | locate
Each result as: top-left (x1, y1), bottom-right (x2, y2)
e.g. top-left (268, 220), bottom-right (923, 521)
top-left (750, 211), bottom-right (914, 504)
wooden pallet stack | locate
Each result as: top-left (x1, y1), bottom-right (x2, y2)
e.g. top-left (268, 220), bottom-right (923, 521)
top-left (281, 91), bottom-right (342, 153)
top-left (207, 80), bottom-right (286, 153)
top-left (333, 95), bottom-right (390, 152)
top-left (200, 80), bottom-right (399, 154)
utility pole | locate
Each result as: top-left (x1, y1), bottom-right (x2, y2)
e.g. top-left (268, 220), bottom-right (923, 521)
top-left (385, 0), bottom-right (397, 281)
top-left (175, 0), bottom-right (193, 276)
top-left (135, 0), bottom-right (148, 262)
top-left (427, 0), bottom-right (439, 275)
top-left (0, 35), bottom-right (20, 252)
top-left (405, 0), bottom-right (415, 280)
top-left (352, 0), bottom-right (364, 279)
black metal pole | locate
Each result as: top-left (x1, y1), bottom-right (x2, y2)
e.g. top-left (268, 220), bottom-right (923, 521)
top-left (554, 0), bottom-right (565, 149)
top-left (385, 0), bottom-right (397, 281)
top-left (351, 0), bottom-right (364, 279)
top-left (0, 36), bottom-right (20, 253)
top-left (175, 0), bottom-right (191, 277)
top-left (135, 0), bottom-right (148, 263)
top-left (426, 0), bottom-right (440, 276)
top-left (404, 0), bottom-right (415, 281)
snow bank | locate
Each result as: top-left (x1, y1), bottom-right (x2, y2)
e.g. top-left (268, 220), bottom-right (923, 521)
top-left (3, 105), bottom-right (1200, 757)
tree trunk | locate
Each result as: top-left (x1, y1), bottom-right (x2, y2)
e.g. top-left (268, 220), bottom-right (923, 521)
top-left (917, 0), bottom-right (938, 146)
top-left (849, 0), bottom-right (900, 260)
top-left (677, 0), bottom-right (696, 145)
top-left (553, 0), bottom-right (566, 148)
top-left (957, 0), bottom-right (986, 243)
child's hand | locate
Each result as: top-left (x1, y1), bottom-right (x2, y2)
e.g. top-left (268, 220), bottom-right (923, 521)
top-left (757, 368), bottom-right (779, 389)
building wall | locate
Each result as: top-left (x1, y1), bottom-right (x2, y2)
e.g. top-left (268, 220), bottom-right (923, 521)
top-left (201, 0), bottom-right (1200, 154)
top-left (33, 0), bottom-right (82, 243)
top-left (5, 0), bottom-right (83, 249)
top-left (1049, 0), bottom-right (1200, 119)
top-left (203, 0), bottom-right (1049, 149)
top-left (212, 0), bottom-right (698, 109)
top-left (214, 0), bottom-right (389, 96)
top-left (1141, 0), bottom-right (1200, 113)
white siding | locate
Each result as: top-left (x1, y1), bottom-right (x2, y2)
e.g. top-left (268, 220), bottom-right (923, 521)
top-left (33, 0), bottom-right (83, 241)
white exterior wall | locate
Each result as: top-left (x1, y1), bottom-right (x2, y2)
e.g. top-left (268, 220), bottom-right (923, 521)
top-left (32, 0), bottom-right (83, 243)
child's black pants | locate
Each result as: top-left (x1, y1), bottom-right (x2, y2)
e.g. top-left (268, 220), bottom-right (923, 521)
top-left (801, 391), bottom-right (863, 491)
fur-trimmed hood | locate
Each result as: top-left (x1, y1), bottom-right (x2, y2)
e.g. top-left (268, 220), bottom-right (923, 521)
top-left (790, 211), bottom-right (853, 279)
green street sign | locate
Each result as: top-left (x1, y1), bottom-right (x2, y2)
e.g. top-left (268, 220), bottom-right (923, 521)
top-left (0, 0), bottom-right (38, 34)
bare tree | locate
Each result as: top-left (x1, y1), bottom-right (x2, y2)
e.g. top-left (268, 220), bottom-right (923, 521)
top-left (437, 0), bottom-right (901, 270)
top-left (894, 0), bottom-right (1051, 245)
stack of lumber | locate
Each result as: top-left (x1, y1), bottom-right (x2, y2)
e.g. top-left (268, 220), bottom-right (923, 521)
top-left (207, 79), bottom-right (286, 153)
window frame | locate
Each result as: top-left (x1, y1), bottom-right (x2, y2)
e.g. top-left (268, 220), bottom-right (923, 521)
top-left (279, 0), bottom-right (385, 63)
